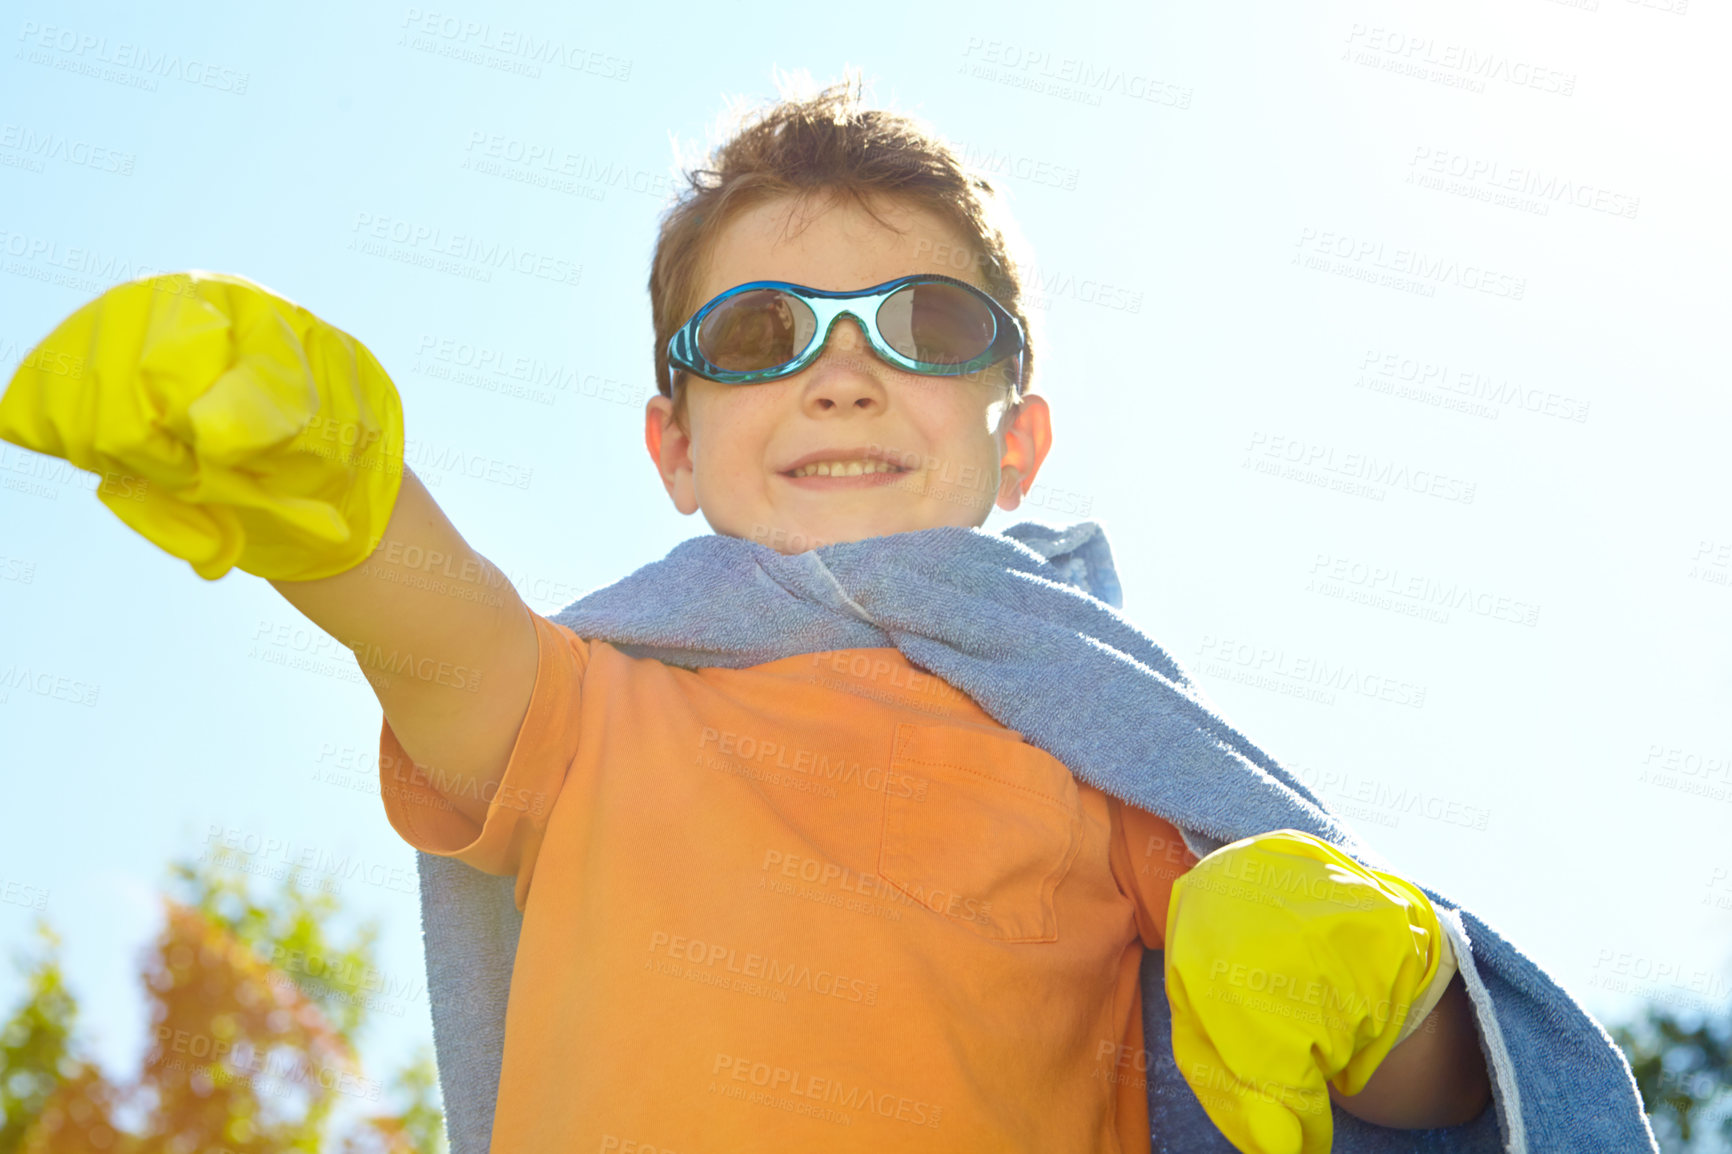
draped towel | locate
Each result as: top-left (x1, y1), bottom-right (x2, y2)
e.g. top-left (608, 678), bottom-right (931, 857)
top-left (409, 520), bottom-right (1655, 1153)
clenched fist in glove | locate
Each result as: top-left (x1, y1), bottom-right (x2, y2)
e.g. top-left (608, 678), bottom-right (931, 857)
top-left (0, 270), bottom-right (404, 581)
top-left (1164, 829), bottom-right (1460, 1154)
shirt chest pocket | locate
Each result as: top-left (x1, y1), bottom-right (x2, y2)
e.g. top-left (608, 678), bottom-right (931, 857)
top-left (876, 721), bottom-right (1085, 943)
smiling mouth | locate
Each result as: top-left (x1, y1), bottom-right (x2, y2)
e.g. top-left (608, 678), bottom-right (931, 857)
top-left (784, 459), bottom-right (911, 478)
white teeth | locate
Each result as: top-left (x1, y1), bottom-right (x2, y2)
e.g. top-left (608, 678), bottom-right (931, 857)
top-left (790, 459), bottom-right (903, 478)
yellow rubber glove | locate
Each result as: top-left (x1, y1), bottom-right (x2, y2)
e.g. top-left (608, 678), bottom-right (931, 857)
top-left (1164, 829), bottom-right (1458, 1154)
top-left (0, 270), bottom-right (404, 581)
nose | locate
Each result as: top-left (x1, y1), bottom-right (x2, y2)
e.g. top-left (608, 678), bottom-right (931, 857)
top-left (801, 315), bottom-right (885, 416)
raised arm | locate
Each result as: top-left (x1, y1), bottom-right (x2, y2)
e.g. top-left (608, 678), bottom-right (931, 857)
top-left (270, 465), bottom-right (538, 827)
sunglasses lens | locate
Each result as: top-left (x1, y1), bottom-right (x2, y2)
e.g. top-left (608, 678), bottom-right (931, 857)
top-left (876, 281), bottom-right (997, 366)
top-left (698, 289), bottom-right (817, 373)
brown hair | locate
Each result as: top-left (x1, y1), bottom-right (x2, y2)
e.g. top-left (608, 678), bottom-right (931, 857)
top-left (648, 69), bottom-right (1040, 432)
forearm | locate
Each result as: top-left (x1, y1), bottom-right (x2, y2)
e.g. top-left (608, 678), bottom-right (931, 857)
top-left (1328, 974), bottom-right (1492, 1128)
top-left (269, 466), bottom-right (539, 826)
top-left (268, 466), bottom-right (521, 671)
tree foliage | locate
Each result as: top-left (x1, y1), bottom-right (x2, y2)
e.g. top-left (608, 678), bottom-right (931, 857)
top-left (0, 924), bottom-right (82, 1153)
top-left (0, 850), bottom-right (446, 1154)
top-left (1613, 1003), bottom-right (1732, 1153)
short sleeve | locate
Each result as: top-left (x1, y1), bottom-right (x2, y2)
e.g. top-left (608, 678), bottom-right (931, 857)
top-left (1107, 796), bottom-right (1200, 950)
top-left (377, 612), bottom-right (589, 910)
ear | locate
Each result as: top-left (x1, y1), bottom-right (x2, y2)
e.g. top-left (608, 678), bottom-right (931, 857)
top-left (994, 393), bottom-right (1053, 512)
top-left (644, 395), bottom-right (700, 515)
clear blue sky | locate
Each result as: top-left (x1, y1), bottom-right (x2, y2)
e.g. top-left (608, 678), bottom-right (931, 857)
top-left (2, 0), bottom-right (1729, 1122)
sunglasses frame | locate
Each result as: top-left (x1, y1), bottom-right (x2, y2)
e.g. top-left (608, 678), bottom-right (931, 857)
top-left (667, 272), bottom-right (1026, 398)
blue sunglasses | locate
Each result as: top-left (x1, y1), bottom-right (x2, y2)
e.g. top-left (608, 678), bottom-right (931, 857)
top-left (667, 273), bottom-right (1026, 397)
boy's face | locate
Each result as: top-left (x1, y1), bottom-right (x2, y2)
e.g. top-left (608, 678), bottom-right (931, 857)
top-left (644, 191), bottom-right (1053, 554)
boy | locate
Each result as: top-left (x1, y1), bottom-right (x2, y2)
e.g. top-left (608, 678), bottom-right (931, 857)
top-left (0, 81), bottom-right (1655, 1153)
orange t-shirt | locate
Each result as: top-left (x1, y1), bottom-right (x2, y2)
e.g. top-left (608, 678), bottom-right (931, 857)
top-left (378, 612), bottom-right (1198, 1153)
